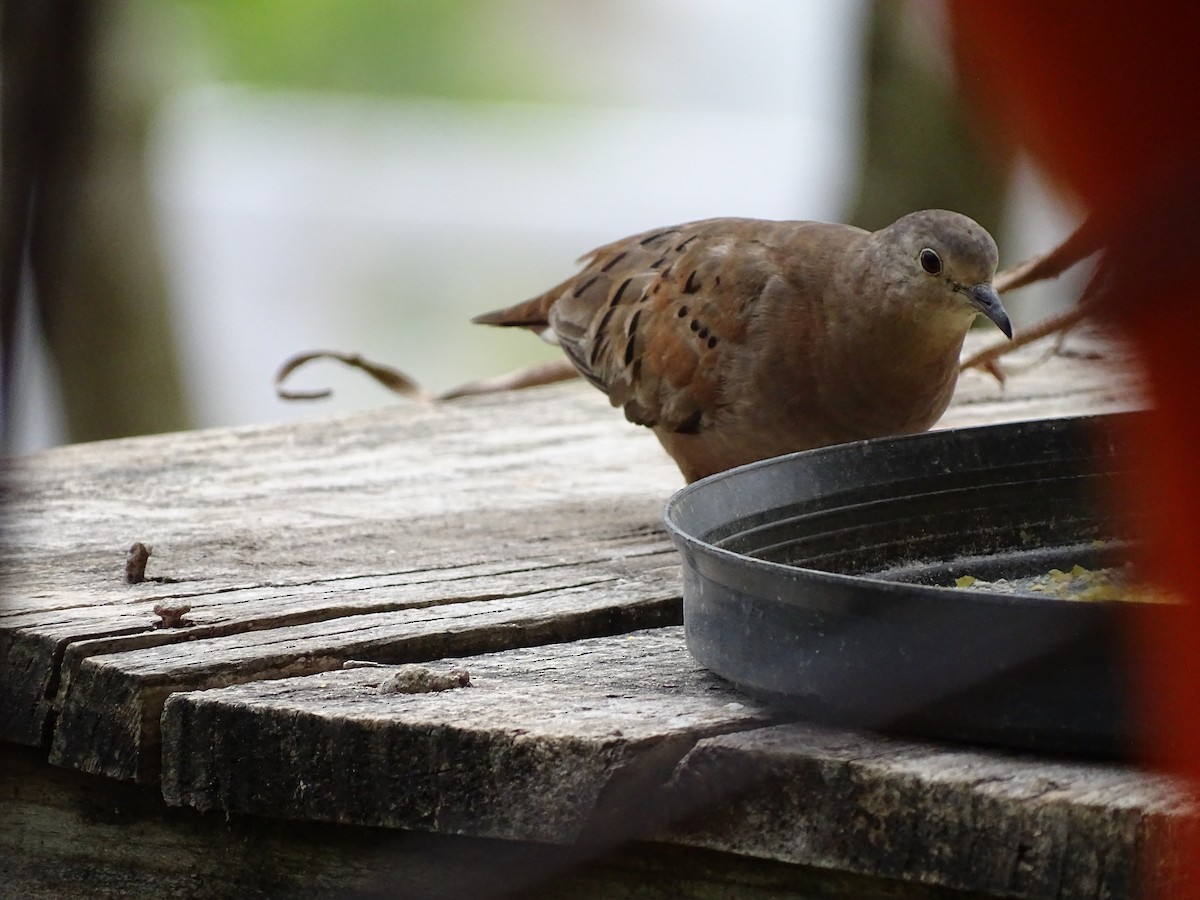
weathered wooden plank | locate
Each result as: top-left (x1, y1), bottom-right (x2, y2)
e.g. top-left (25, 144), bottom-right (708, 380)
top-left (160, 627), bottom-right (1191, 900)
top-left (1, 552), bottom-right (674, 739)
top-left (0, 386), bottom-right (678, 603)
top-left (0, 384), bottom-right (682, 760)
top-left (661, 722), bottom-right (1196, 900)
top-left (0, 329), bottom-right (1137, 608)
top-left (0, 330), bottom-right (1141, 783)
top-left (161, 628), bottom-right (779, 843)
top-left (10, 548), bottom-right (684, 770)
top-left (0, 745), bottom-right (994, 900)
top-left (52, 569), bottom-right (682, 782)
top-left (8, 534), bottom-right (678, 759)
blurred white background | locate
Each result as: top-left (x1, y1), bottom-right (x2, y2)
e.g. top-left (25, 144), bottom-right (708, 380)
top-left (7, 0), bottom-right (1079, 453)
top-left (10, 1), bottom-right (869, 450)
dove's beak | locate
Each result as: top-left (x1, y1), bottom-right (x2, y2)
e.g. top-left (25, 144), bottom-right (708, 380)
top-left (962, 283), bottom-right (1012, 339)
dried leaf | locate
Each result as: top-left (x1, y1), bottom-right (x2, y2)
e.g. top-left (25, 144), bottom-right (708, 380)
top-left (275, 350), bottom-right (430, 402)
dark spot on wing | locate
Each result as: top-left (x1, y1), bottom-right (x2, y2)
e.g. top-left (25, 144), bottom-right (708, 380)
top-left (683, 270), bottom-right (701, 294)
top-left (573, 275), bottom-right (599, 298)
top-left (595, 304), bottom-right (618, 337)
top-left (611, 277), bottom-right (632, 306)
top-left (639, 229), bottom-right (675, 246)
top-left (588, 336), bottom-right (608, 368)
top-left (600, 251), bottom-right (628, 273)
top-left (590, 305), bottom-right (619, 365)
top-left (623, 310), bottom-right (642, 366)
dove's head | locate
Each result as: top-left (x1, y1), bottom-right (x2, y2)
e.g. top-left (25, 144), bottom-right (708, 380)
top-left (878, 210), bottom-right (1012, 339)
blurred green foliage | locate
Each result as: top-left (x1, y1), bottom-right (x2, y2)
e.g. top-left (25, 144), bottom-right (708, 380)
top-left (167, 0), bottom-right (548, 101)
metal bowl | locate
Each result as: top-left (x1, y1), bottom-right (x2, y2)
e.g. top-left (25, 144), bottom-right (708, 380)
top-left (664, 413), bottom-right (1171, 758)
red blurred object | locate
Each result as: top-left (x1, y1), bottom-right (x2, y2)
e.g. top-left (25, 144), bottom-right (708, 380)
top-left (948, 2), bottom-right (1200, 892)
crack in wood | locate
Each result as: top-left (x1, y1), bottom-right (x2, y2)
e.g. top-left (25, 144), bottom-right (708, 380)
top-left (676, 720), bottom-right (1200, 898)
top-left (46, 583), bottom-right (685, 783)
top-left (0, 335), bottom-right (1162, 897)
top-left (5, 552), bottom-right (683, 755)
top-left (0, 544), bottom-right (676, 621)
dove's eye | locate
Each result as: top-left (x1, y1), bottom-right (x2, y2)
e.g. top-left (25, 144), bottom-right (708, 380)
top-left (919, 248), bottom-right (943, 275)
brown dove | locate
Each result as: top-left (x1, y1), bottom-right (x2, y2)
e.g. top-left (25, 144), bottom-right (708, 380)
top-left (474, 211), bottom-right (1012, 483)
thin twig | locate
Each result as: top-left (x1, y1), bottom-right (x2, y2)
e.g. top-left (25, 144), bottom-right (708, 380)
top-left (438, 359), bottom-right (579, 399)
top-left (960, 300), bottom-right (1096, 375)
top-left (275, 350), bottom-right (431, 402)
top-left (962, 217), bottom-right (1106, 380)
top-left (276, 219), bottom-right (1110, 402)
top-left (992, 216), bottom-right (1104, 293)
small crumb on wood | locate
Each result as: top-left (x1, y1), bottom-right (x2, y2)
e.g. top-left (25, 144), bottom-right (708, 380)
top-left (378, 665), bottom-right (471, 695)
top-left (126, 542), bottom-right (152, 584)
top-left (125, 542), bottom-right (183, 585)
top-left (152, 603), bottom-right (192, 629)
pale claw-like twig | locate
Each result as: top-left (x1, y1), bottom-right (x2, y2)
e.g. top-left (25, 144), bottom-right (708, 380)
top-left (437, 359), bottom-right (579, 399)
top-left (963, 217), bottom-right (1106, 382)
top-left (275, 351), bottom-right (580, 403)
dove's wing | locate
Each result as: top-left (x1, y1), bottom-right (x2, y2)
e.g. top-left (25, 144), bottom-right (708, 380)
top-left (471, 219), bottom-right (842, 434)
top-left (556, 218), bottom-right (870, 435)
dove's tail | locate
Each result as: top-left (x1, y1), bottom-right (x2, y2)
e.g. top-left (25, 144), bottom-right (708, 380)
top-left (472, 291), bottom-right (556, 329)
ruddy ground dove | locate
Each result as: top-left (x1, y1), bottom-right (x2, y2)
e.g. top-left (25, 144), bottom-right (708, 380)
top-left (475, 211), bottom-right (1011, 483)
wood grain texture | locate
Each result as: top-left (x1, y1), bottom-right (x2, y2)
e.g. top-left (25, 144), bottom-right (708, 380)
top-left (0, 746), bottom-right (994, 900)
top-left (662, 721), bottom-right (1196, 899)
top-left (158, 627), bottom-right (1194, 899)
top-left (0, 383), bottom-right (683, 775)
top-left (3, 330), bottom-right (1139, 778)
top-left (161, 628), bottom-right (777, 844)
top-left (0, 327), bottom-right (1163, 899)
top-left (51, 569), bottom-right (683, 782)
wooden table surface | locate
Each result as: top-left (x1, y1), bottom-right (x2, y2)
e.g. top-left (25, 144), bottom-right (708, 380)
top-left (2, 331), bottom-right (1194, 899)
